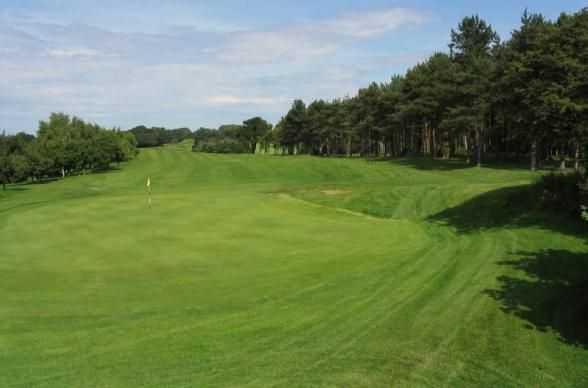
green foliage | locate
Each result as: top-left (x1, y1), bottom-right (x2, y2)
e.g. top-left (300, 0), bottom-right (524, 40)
top-left (273, 8), bottom-right (588, 171)
top-left (218, 124), bottom-right (243, 139)
top-left (193, 137), bottom-right (250, 153)
top-left (450, 14), bottom-right (500, 59)
top-left (0, 113), bottom-right (137, 186)
top-left (240, 117), bottom-right (271, 153)
top-left (192, 119), bottom-right (272, 154)
top-left (129, 125), bottom-right (192, 147)
top-left (7, 153), bottom-right (31, 182)
top-left (0, 133), bottom-right (9, 190)
top-left (280, 99), bottom-right (308, 154)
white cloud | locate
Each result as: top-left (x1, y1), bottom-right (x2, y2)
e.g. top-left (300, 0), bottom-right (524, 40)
top-left (206, 95), bottom-right (280, 106)
top-left (0, 7), bottom-right (431, 132)
top-left (46, 47), bottom-right (101, 58)
top-left (217, 30), bottom-right (338, 64)
top-left (214, 8), bottom-right (427, 65)
top-left (319, 8), bottom-right (428, 38)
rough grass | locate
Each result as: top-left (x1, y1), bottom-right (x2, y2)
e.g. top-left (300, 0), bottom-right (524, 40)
top-left (1, 141), bottom-right (588, 387)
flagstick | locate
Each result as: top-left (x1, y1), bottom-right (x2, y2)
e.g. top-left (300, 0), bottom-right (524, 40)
top-left (147, 176), bottom-right (152, 207)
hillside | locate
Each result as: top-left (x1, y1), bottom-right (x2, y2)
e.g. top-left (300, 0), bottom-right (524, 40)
top-left (1, 142), bottom-right (587, 387)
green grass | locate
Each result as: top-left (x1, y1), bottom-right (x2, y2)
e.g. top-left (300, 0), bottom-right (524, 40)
top-left (2, 141), bottom-right (588, 387)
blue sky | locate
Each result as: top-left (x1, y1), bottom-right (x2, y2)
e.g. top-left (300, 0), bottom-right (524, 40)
top-left (1, 0), bottom-right (585, 133)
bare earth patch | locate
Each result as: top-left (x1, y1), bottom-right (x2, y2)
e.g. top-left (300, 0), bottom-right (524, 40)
top-left (321, 189), bottom-right (352, 196)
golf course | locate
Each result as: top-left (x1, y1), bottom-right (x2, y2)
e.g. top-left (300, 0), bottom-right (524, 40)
top-left (2, 141), bottom-right (587, 387)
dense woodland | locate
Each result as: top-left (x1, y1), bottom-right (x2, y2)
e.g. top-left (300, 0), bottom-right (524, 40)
top-left (263, 9), bottom-right (588, 171)
top-left (0, 113), bottom-right (137, 189)
top-left (129, 126), bottom-right (193, 148)
top-left (193, 118), bottom-right (272, 154)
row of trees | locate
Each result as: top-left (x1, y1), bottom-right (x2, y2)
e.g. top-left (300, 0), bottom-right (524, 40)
top-left (128, 126), bottom-right (193, 148)
top-left (193, 117), bottom-right (272, 154)
top-left (269, 8), bottom-right (588, 170)
top-left (0, 113), bottom-right (137, 189)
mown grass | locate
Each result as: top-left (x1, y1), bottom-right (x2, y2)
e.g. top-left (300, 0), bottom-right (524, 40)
top-left (1, 141), bottom-right (588, 387)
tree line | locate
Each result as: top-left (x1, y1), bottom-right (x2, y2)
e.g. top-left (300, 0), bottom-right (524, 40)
top-left (129, 126), bottom-right (193, 148)
top-left (267, 8), bottom-right (588, 171)
top-left (192, 117), bottom-right (272, 154)
top-left (0, 113), bottom-right (137, 190)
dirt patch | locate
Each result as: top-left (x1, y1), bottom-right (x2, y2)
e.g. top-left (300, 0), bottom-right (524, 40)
top-left (320, 190), bottom-right (352, 196)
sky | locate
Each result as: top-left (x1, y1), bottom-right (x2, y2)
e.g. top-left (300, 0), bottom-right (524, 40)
top-left (1, 0), bottom-right (586, 133)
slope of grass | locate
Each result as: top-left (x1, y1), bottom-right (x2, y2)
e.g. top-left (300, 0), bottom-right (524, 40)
top-left (1, 142), bottom-right (588, 387)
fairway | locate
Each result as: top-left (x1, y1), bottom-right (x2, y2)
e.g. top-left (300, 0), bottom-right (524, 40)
top-left (2, 142), bottom-right (587, 387)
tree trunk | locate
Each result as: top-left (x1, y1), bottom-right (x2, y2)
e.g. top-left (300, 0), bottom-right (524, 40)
top-left (476, 128), bottom-right (482, 167)
top-left (575, 142), bottom-right (580, 171)
top-left (421, 124), bottom-right (429, 156)
top-left (558, 147), bottom-right (566, 170)
top-left (464, 134), bottom-right (470, 164)
top-left (360, 138), bottom-right (366, 157)
top-left (530, 139), bottom-right (537, 172)
top-left (346, 135), bottom-right (351, 158)
top-left (432, 128), bottom-right (437, 158)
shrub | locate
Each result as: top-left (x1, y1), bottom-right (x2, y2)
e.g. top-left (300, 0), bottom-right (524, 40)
top-left (192, 138), bottom-right (250, 154)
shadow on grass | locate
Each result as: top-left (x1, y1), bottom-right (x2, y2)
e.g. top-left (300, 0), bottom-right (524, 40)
top-left (485, 249), bottom-right (588, 348)
top-left (427, 184), bottom-right (587, 238)
top-left (3, 167), bottom-right (121, 191)
top-left (29, 177), bottom-right (60, 185)
top-left (394, 158), bottom-right (473, 171)
top-left (367, 157), bottom-right (472, 171)
top-left (428, 184), bottom-right (588, 347)
top-left (91, 166), bottom-right (123, 175)
top-left (368, 156), bottom-right (538, 172)
top-left (0, 200), bottom-right (52, 214)
top-left (2, 185), bottom-right (30, 192)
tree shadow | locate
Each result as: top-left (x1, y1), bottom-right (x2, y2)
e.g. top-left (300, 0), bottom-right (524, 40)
top-left (89, 166), bottom-right (122, 175)
top-left (0, 200), bottom-right (51, 214)
top-left (477, 160), bottom-right (538, 171)
top-left (368, 157), bottom-right (473, 171)
top-left (29, 178), bottom-right (60, 185)
top-left (367, 156), bottom-right (540, 172)
top-left (485, 249), bottom-right (588, 348)
top-left (427, 184), bottom-right (587, 238)
top-left (428, 184), bottom-right (588, 347)
top-left (2, 185), bottom-right (30, 192)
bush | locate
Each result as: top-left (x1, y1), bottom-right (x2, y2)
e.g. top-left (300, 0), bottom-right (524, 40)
top-left (192, 138), bottom-right (250, 154)
top-left (129, 126), bottom-right (192, 148)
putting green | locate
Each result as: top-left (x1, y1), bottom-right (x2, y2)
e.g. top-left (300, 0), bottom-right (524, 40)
top-left (2, 142), bottom-right (587, 387)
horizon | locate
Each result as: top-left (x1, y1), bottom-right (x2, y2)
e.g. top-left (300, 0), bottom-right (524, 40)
top-left (1, 0), bottom-right (585, 134)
